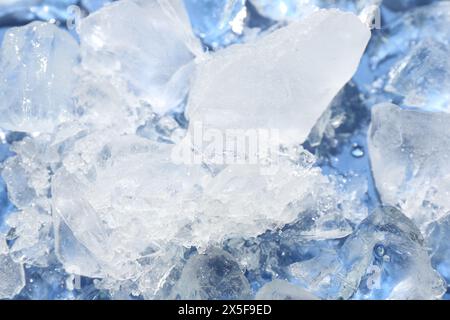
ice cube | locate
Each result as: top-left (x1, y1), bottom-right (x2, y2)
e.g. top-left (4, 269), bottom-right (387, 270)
top-left (185, 9), bottom-right (370, 148)
top-left (0, 22), bottom-right (79, 133)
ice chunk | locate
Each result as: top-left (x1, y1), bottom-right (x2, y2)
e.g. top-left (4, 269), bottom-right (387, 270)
top-left (79, 0), bottom-right (202, 114)
top-left (255, 280), bottom-right (319, 300)
top-left (0, 22), bottom-right (79, 133)
top-left (0, 235), bottom-right (25, 299)
top-left (385, 40), bottom-right (450, 111)
top-left (368, 103), bottom-right (450, 230)
top-left (172, 248), bottom-right (251, 299)
top-left (290, 207), bottom-right (446, 300)
top-left (185, 10), bottom-right (370, 147)
top-left (183, 0), bottom-right (246, 49)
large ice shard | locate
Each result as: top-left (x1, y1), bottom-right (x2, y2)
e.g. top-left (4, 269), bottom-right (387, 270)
top-left (0, 22), bottom-right (79, 133)
top-left (79, 0), bottom-right (202, 114)
top-left (185, 9), bottom-right (370, 148)
top-left (368, 103), bottom-right (450, 230)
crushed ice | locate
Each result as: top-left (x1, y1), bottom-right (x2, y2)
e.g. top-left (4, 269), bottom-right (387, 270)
top-left (0, 0), bottom-right (449, 300)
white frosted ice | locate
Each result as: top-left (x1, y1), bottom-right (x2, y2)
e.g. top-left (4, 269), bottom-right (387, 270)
top-left (185, 9), bottom-right (370, 147)
top-left (79, 0), bottom-right (202, 114)
top-left (0, 22), bottom-right (79, 133)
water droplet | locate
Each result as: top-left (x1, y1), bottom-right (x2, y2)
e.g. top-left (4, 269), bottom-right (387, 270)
top-left (374, 244), bottom-right (385, 257)
top-left (351, 144), bottom-right (365, 158)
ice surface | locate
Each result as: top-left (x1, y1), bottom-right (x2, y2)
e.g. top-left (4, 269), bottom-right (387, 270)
top-left (368, 103), bottom-right (450, 231)
top-left (0, 22), bottom-right (79, 133)
top-left (79, 0), bottom-right (202, 114)
top-left (185, 9), bottom-right (370, 147)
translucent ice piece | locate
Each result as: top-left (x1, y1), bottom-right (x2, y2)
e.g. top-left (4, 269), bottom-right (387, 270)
top-left (172, 248), bottom-right (252, 299)
top-left (0, 22), bottom-right (79, 133)
top-left (185, 9), bottom-right (370, 147)
top-left (79, 0), bottom-right (202, 114)
top-left (368, 103), bottom-right (450, 230)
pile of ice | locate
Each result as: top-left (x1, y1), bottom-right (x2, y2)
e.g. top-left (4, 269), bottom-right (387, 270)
top-left (0, 0), bottom-right (449, 300)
